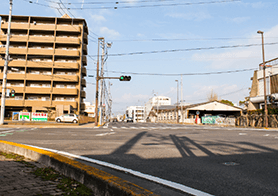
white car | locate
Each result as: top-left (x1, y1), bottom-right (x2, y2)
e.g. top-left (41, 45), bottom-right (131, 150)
top-left (55, 114), bottom-right (78, 123)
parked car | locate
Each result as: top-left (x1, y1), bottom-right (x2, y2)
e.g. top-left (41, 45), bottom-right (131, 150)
top-left (125, 117), bottom-right (133, 123)
top-left (55, 114), bottom-right (78, 123)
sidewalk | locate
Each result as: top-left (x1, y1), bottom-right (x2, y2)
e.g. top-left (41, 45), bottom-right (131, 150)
top-left (0, 152), bottom-right (92, 196)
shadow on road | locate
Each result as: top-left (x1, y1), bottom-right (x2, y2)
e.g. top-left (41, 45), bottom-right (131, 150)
top-left (81, 131), bottom-right (278, 196)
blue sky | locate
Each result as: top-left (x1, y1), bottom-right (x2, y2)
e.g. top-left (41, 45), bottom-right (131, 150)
top-left (1, 0), bottom-right (278, 114)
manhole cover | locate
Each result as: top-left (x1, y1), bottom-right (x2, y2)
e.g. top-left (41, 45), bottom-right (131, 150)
top-left (222, 162), bottom-right (240, 166)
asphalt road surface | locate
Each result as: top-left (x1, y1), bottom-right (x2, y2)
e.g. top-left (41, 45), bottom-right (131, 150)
top-left (1, 123), bottom-right (278, 196)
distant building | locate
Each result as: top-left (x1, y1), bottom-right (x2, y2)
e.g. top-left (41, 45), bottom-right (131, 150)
top-left (248, 57), bottom-right (278, 110)
top-left (145, 96), bottom-right (171, 120)
top-left (84, 102), bottom-right (95, 117)
top-left (126, 106), bottom-right (145, 122)
top-left (0, 14), bottom-right (88, 118)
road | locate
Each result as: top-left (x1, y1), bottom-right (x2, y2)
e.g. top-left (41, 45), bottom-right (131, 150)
top-left (1, 122), bottom-right (278, 195)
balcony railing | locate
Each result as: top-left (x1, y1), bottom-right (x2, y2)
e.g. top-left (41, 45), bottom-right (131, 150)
top-left (55, 49), bottom-right (80, 56)
top-left (52, 88), bottom-right (78, 95)
top-left (55, 37), bottom-right (80, 44)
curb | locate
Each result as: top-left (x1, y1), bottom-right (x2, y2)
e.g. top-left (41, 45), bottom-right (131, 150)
top-left (0, 140), bottom-right (157, 196)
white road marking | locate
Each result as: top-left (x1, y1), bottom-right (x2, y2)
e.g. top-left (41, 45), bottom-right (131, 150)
top-left (96, 132), bottom-right (115, 136)
top-left (0, 130), bottom-right (15, 134)
top-left (263, 134), bottom-right (270, 137)
top-left (239, 132), bottom-right (247, 135)
top-left (25, 144), bottom-right (213, 196)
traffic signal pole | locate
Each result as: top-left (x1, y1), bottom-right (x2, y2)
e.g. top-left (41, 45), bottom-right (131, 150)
top-left (0, 0), bottom-right (13, 125)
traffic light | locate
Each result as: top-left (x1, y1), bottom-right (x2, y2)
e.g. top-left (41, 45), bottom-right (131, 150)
top-left (119, 75), bottom-right (131, 81)
top-left (11, 89), bottom-right (15, 97)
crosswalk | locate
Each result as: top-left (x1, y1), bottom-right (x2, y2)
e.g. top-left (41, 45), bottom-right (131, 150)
top-left (0, 128), bottom-right (36, 137)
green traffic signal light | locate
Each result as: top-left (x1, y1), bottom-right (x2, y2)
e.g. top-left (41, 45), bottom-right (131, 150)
top-left (11, 89), bottom-right (15, 97)
top-left (119, 75), bottom-right (131, 81)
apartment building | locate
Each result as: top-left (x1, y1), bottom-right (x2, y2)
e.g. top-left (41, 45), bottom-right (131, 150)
top-left (249, 57), bottom-right (278, 110)
top-left (126, 106), bottom-right (145, 122)
top-left (0, 14), bottom-right (88, 118)
top-left (145, 96), bottom-right (171, 120)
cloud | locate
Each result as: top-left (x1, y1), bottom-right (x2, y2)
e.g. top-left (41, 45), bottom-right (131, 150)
top-left (166, 12), bottom-right (212, 21)
top-left (99, 27), bottom-right (120, 39)
top-left (114, 93), bottom-right (150, 103)
top-left (229, 17), bottom-right (250, 24)
top-left (191, 24), bottom-right (278, 70)
top-left (185, 84), bottom-right (246, 104)
top-left (90, 14), bottom-right (106, 23)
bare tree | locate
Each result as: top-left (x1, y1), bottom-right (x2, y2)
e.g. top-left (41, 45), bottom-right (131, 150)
top-left (207, 89), bottom-right (218, 101)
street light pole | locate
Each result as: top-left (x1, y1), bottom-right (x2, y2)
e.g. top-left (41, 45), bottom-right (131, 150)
top-left (257, 30), bottom-right (268, 128)
top-left (175, 80), bottom-right (179, 123)
top-left (0, 0), bottom-right (13, 125)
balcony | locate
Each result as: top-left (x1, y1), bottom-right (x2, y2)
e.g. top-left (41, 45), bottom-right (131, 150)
top-left (28, 48), bottom-right (54, 55)
top-left (56, 25), bottom-right (80, 32)
top-left (0, 73), bottom-right (25, 80)
top-left (53, 74), bottom-right (79, 82)
top-left (82, 44), bottom-right (87, 55)
top-left (0, 47), bottom-right (27, 55)
top-left (52, 88), bottom-right (78, 95)
top-left (82, 56), bottom-right (87, 65)
top-left (25, 87), bottom-right (51, 94)
top-left (1, 23), bottom-right (29, 30)
top-left (26, 73), bottom-right (52, 81)
top-left (83, 33), bottom-right (88, 44)
top-left (25, 100), bottom-right (51, 107)
top-left (0, 60), bottom-right (27, 67)
top-left (30, 24), bottom-right (55, 31)
top-left (8, 86), bottom-right (24, 93)
top-left (0, 35), bottom-right (28, 42)
top-left (52, 101), bottom-right (78, 108)
top-left (27, 61), bottom-right (53, 68)
top-left (81, 102), bottom-right (86, 110)
top-left (81, 90), bottom-right (86, 98)
top-left (55, 49), bottom-right (80, 56)
top-left (54, 62), bottom-right (79, 69)
top-left (55, 37), bottom-right (80, 44)
top-left (81, 78), bottom-right (86, 87)
top-left (5, 99), bottom-right (24, 107)
top-left (29, 36), bottom-right (55, 43)
top-left (81, 67), bottom-right (86, 76)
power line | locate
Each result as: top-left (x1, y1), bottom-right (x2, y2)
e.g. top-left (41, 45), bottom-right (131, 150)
top-left (41, 0), bottom-right (201, 5)
top-left (86, 67), bottom-right (257, 76)
top-left (88, 42), bottom-right (278, 57)
top-left (24, 0), bottom-right (240, 10)
top-left (186, 87), bottom-right (248, 102)
top-left (111, 37), bottom-right (278, 42)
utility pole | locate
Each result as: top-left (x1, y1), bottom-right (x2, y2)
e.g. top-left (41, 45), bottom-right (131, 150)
top-left (99, 38), bottom-right (105, 126)
top-left (257, 30), bottom-right (268, 128)
top-left (94, 37), bottom-right (103, 126)
top-left (0, 0), bottom-right (13, 125)
top-left (180, 75), bottom-right (183, 124)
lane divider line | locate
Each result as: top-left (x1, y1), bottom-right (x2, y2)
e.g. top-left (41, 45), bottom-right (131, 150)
top-left (25, 144), bottom-right (213, 196)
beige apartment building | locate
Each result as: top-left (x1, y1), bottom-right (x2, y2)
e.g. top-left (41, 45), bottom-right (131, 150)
top-left (0, 14), bottom-right (88, 118)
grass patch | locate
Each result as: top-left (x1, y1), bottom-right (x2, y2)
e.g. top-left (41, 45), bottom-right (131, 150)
top-left (0, 151), bottom-right (93, 196)
top-left (33, 167), bottom-right (93, 196)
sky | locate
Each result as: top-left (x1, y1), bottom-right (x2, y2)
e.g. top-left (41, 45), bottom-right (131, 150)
top-left (1, 0), bottom-right (278, 115)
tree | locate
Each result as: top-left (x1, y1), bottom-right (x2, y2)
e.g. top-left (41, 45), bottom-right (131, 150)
top-left (220, 99), bottom-right (234, 106)
top-left (207, 89), bottom-right (218, 101)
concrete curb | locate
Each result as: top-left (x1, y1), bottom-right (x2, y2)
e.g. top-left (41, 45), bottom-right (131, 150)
top-left (0, 140), bottom-right (158, 196)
